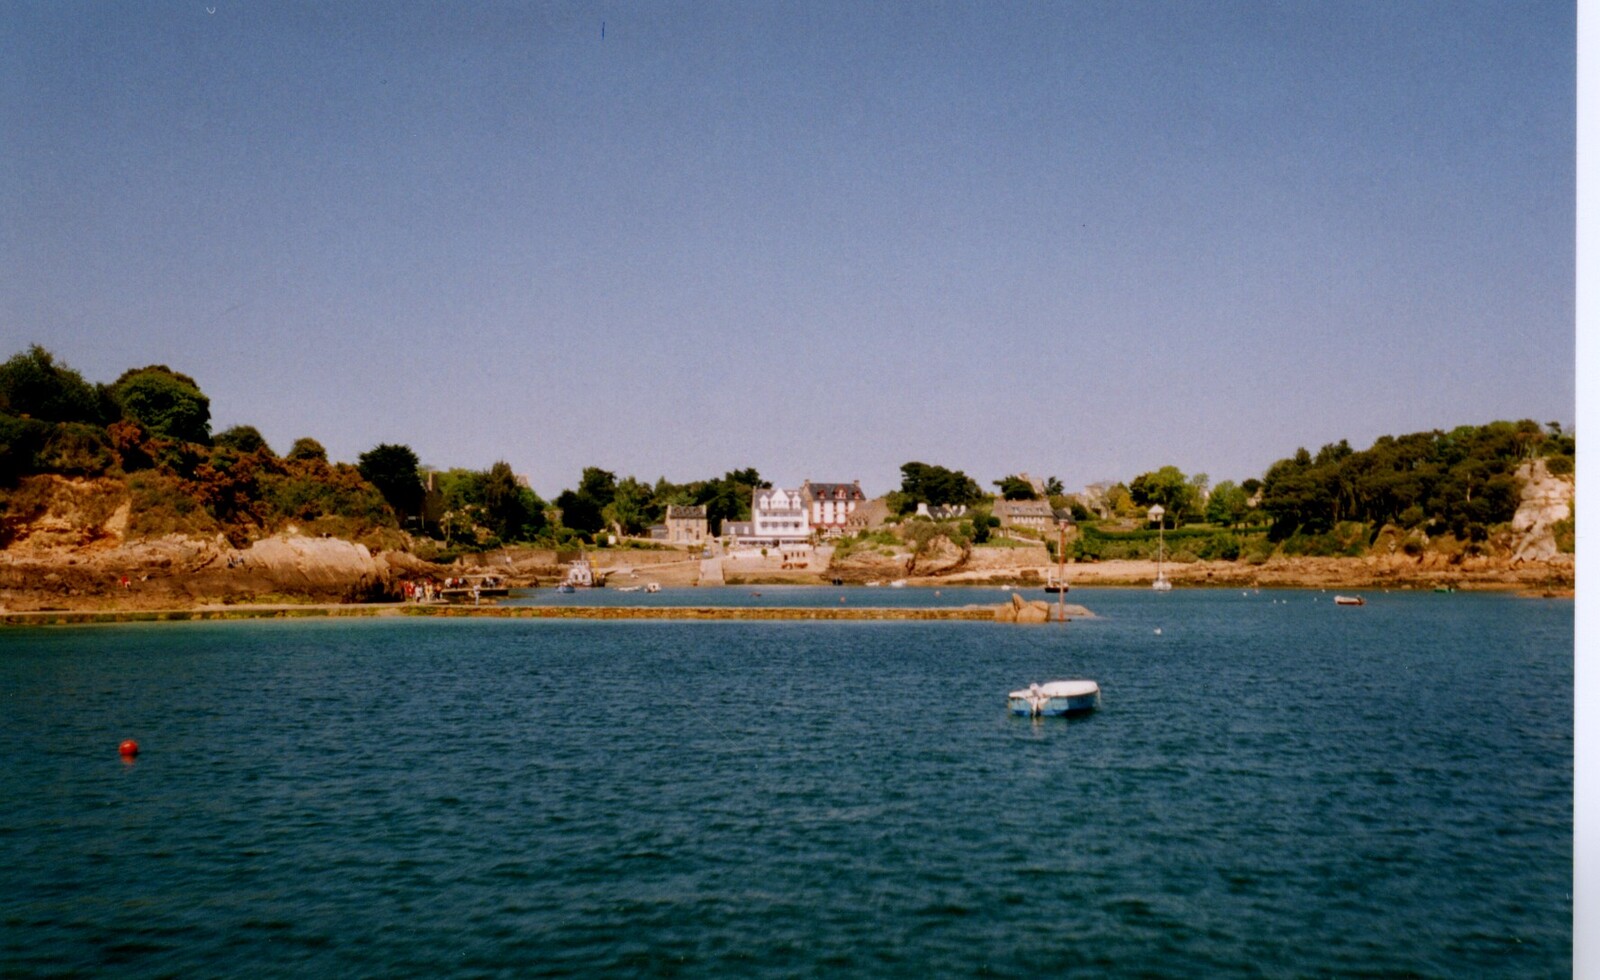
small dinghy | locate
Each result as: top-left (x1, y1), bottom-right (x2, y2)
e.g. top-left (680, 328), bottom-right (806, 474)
top-left (1334, 595), bottom-right (1366, 606)
top-left (1008, 680), bottom-right (1100, 717)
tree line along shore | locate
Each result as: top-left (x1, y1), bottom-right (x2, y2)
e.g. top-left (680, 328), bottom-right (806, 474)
top-left (0, 344), bottom-right (1574, 611)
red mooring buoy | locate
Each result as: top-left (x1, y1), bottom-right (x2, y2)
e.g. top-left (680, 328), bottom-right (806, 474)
top-left (118, 739), bottom-right (139, 758)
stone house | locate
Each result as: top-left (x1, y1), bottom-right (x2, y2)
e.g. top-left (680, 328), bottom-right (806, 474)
top-left (843, 497), bottom-right (892, 534)
top-left (993, 499), bottom-right (1056, 533)
top-left (664, 505), bottom-right (709, 545)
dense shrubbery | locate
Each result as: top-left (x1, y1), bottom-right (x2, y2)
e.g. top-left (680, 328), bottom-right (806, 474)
top-left (1258, 421), bottom-right (1571, 543)
top-left (0, 345), bottom-right (105, 424)
top-left (126, 470), bottom-right (220, 537)
top-left (1276, 522), bottom-right (1371, 558)
top-left (431, 461), bottom-right (546, 545)
top-left (0, 345), bottom-right (402, 545)
top-left (1072, 523), bottom-right (1266, 562)
top-left (831, 530), bottom-right (900, 560)
top-left (0, 345), bottom-right (1577, 558)
top-left (108, 366), bottom-right (211, 444)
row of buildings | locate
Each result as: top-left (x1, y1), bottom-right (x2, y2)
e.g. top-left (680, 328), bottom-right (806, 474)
top-left (651, 480), bottom-right (870, 549)
top-left (651, 480), bottom-right (1073, 551)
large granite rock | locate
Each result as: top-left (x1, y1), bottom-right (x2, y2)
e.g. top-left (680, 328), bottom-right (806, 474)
top-left (1510, 460), bottom-right (1574, 562)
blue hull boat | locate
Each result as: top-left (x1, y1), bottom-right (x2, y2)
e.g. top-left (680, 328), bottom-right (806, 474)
top-left (1008, 680), bottom-right (1100, 717)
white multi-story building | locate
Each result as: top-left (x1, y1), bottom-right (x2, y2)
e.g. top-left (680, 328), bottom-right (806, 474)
top-left (725, 487), bottom-right (813, 556)
top-left (800, 480), bottom-right (866, 537)
top-left (752, 486), bottom-right (811, 547)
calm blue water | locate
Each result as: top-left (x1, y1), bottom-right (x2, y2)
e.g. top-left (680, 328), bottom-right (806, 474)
top-left (1, 589), bottom-right (1571, 976)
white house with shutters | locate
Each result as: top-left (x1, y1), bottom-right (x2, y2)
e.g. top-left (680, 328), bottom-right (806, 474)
top-left (726, 486), bottom-right (813, 556)
top-left (753, 486), bottom-right (810, 546)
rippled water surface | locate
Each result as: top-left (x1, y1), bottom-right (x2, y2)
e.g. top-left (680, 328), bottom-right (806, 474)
top-left (0, 589), bottom-right (1572, 976)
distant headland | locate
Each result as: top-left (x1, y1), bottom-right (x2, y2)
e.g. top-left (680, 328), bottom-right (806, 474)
top-left (0, 344), bottom-right (1574, 613)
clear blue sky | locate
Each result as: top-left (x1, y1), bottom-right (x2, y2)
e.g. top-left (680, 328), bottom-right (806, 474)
top-left (1, 1), bottom-right (1577, 500)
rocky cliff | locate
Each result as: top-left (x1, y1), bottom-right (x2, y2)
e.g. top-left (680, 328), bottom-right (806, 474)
top-left (0, 475), bottom-right (420, 608)
top-left (1509, 459), bottom-right (1574, 561)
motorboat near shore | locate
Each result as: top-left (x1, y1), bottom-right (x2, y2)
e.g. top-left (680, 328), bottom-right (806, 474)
top-left (561, 554), bottom-right (606, 589)
top-left (1008, 680), bottom-right (1101, 717)
top-left (1334, 595), bottom-right (1366, 606)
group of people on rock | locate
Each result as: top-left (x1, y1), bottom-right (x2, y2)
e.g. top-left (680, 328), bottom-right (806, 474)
top-left (401, 580), bottom-right (441, 603)
top-left (400, 576), bottom-right (503, 603)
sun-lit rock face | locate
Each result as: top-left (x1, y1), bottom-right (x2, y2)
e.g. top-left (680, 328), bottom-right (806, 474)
top-left (1510, 459), bottom-right (1574, 562)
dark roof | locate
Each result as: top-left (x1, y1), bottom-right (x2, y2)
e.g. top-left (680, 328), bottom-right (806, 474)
top-left (802, 480), bottom-right (866, 501)
top-left (994, 499), bottom-right (1055, 518)
top-left (665, 505), bottom-right (707, 519)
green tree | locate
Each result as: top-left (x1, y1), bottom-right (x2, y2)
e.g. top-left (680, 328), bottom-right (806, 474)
top-left (968, 511), bottom-right (999, 544)
top-left (357, 443), bottom-right (423, 520)
top-left (480, 460), bottom-right (545, 541)
top-left (554, 489), bottom-right (601, 535)
top-left (0, 345), bottom-right (102, 423)
top-left (1128, 466), bottom-right (1196, 523)
top-left (1255, 423), bottom-right (1554, 539)
top-left (553, 466), bottom-right (619, 537)
top-left (287, 437), bottom-right (328, 462)
top-left (603, 476), bottom-right (655, 536)
top-left (691, 468), bottom-right (769, 531)
top-left (213, 425), bottom-right (272, 456)
top-left (898, 462), bottom-right (983, 512)
top-left (1205, 480), bottom-right (1251, 526)
top-left (994, 474), bottom-right (1038, 500)
top-left (553, 464), bottom-right (620, 534)
top-left (110, 365), bottom-right (211, 444)
top-left (1259, 449), bottom-right (1332, 536)
top-left (577, 467), bottom-right (618, 506)
top-left (431, 468), bottom-right (485, 543)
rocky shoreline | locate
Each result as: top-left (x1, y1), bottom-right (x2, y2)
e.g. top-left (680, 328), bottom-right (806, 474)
top-left (0, 460), bottom-right (1574, 611)
top-left (0, 598), bottom-right (1102, 627)
top-left (916, 555), bottom-right (1575, 597)
top-left (0, 536), bottom-right (1572, 616)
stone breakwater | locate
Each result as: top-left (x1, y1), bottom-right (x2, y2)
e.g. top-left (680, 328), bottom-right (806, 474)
top-left (0, 601), bottom-right (1094, 627)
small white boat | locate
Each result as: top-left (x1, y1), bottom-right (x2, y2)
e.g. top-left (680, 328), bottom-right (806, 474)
top-left (1334, 595), bottom-right (1366, 606)
top-left (1152, 576), bottom-right (1173, 592)
top-left (645, 582), bottom-right (661, 593)
top-left (888, 579), bottom-right (907, 588)
top-left (616, 586), bottom-right (642, 593)
top-left (1008, 680), bottom-right (1100, 717)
